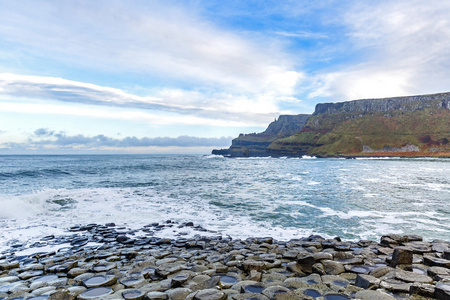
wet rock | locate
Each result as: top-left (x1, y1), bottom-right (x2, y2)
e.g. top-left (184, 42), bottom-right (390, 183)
top-left (409, 282), bottom-right (435, 297)
top-left (370, 266), bottom-right (393, 278)
top-left (344, 265), bottom-right (371, 274)
top-left (120, 276), bottom-right (147, 288)
top-left (394, 269), bottom-right (433, 283)
top-left (427, 266), bottom-right (450, 281)
top-left (322, 260), bottom-right (345, 275)
top-left (217, 275), bottom-right (239, 289)
top-left (0, 260), bottom-right (19, 270)
top-left (192, 289), bottom-right (226, 300)
top-left (248, 269), bottom-right (262, 282)
top-left (261, 285), bottom-right (290, 298)
top-left (82, 275), bottom-right (117, 287)
top-left (380, 234), bottom-right (402, 247)
top-left (354, 290), bottom-right (395, 299)
top-left (390, 246), bottom-right (413, 267)
top-left (243, 260), bottom-right (266, 272)
top-left (297, 255), bottom-right (315, 273)
top-left (92, 262), bottom-right (116, 272)
top-left (424, 255), bottom-right (450, 268)
top-left (166, 287), bottom-right (192, 300)
top-left (355, 274), bottom-right (381, 289)
top-left (435, 282), bottom-right (450, 300)
top-left (312, 262), bottom-right (326, 275)
top-left (32, 286), bottom-right (57, 295)
top-left (146, 291), bottom-right (168, 300)
top-left (230, 293), bottom-right (269, 300)
top-left (77, 287), bottom-right (113, 299)
top-left (0, 276), bottom-right (19, 283)
top-left (48, 290), bottom-right (76, 300)
top-left (122, 289), bottom-right (145, 300)
top-left (67, 286), bottom-right (86, 297)
top-left (170, 273), bottom-right (191, 288)
top-left (380, 279), bottom-right (412, 293)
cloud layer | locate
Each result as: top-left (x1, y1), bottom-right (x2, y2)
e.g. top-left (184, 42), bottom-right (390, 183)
top-left (309, 0), bottom-right (450, 100)
top-left (0, 128), bottom-right (232, 151)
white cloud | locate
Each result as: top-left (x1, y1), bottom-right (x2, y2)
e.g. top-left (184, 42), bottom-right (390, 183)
top-left (0, 1), bottom-right (302, 97)
top-left (309, 0), bottom-right (450, 100)
top-left (0, 73), bottom-right (279, 125)
top-left (0, 101), bottom-right (256, 128)
top-left (274, 31), bottom-right (329, 39)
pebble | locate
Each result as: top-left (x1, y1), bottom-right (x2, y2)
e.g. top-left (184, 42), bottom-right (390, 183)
top-left (1, 222), bottom-right (450, 299)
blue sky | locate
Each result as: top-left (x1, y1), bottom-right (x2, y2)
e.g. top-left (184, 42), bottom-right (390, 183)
top-left (1, 0), bottom-right (449, 154)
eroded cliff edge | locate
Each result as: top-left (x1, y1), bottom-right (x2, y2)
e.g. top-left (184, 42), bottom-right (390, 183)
top-left (213, 92), bottom-right (450, 157)
top-left (212, 114), bottom-right (310, 157)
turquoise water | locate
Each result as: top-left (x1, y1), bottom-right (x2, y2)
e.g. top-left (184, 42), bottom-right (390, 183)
top-left (0, 155), bottom-right (449, 249)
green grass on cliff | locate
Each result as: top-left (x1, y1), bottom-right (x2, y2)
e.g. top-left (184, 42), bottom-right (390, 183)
top-left (268, 108), bottom-right (450, 156)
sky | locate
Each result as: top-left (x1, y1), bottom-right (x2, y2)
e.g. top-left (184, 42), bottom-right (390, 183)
top-left (1, 0), bottom-right (449, 154)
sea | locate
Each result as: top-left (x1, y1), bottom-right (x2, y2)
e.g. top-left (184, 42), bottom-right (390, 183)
top-left (0, 154), bottom-right (449, 252)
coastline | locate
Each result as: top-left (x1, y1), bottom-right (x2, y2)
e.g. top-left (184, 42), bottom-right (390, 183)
top-left (1, 223), bottom-right (450, 299)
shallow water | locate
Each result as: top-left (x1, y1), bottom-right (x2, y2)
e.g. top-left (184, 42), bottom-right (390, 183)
top-left (0, 155), bottom-right (449, 250)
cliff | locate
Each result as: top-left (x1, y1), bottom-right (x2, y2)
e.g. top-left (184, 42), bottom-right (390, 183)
top-left (212, 114), bottom-right (310, 157)
top-left (214, 92), bottom-right (450, 157)
top-left (268, 92), bottom-right (450, 157)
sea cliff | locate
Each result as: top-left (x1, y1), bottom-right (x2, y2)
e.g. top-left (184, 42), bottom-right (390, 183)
top-left (212, 114), bottom-right (310, 157)
top-left (214, 92), bottom-right (450, 157)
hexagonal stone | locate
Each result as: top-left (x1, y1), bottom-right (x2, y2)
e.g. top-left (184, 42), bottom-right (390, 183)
top-left (122, 289), bottom-right (145, 300)
top-left (355, 274), bottom-right (381, 289)
top-left (435, 282), bottom-right (450, 300)
top-left (390, 246), bottom-right (413, 267)
top-left (427, 266), bottom-right (450, 280)
top-left (322, 260), bottom-right (345, 275)
top-left (261, 285), bottom-right (290, 298)
top-left (394, 269), bottom-right (433, 283)
top-left (145, 291), bottom-right (168, 300)
top-left (77, 287), bottom-right (113, 300)
top-left (120, 276), bottom-right (146, 288)
top-left (424, 255), bottom-right (450, 268)
top-left (354, 290), bottom-right (395, 299)
top-left (243, 260), bottom-right (266, 272)
top-left (0, 260), bottom-right (19, 270)
top-left (409, 282), bottom-right (435, 297)
top-left (193, 289), bottom-right (226, 300)
top-left (380, 279), bottom-right (412, 293)
top-left (82, 275), bottom-right (117, 288)
top-left (166, 288), bottom-right (192, 300)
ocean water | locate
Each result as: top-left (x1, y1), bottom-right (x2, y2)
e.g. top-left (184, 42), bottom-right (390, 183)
top-left (0, 154), bottom-right (449, 251)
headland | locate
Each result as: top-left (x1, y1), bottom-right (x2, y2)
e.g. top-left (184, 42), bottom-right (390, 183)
top-left (213, 92), bottom-right (450, 158)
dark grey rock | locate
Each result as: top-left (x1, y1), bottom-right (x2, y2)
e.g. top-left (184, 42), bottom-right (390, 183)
top-left (424, 255), bottom-right (450, 268)
top-left (435, 282), bottom-right (450, 300)
top-left (390, 246), bottom-right (413, 267)
top-left (355, 274), bottom-right (380, 289)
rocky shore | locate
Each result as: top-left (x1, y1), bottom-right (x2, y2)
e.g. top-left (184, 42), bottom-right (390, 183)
top-left (1, 222), bottom-right (450, 300)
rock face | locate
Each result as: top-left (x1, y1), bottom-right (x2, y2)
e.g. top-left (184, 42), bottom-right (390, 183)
top-left (212, 114), bottom-right (310, 157)
top-left (215, 92), bottom-right (450, 157)
top-left (313, 92), bottom-right (450, 115)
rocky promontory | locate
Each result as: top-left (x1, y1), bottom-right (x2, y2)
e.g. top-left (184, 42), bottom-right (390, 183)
top-left (212, 115), bottom-right (310, 157)
top-left (214, 92), bottom-right (450, 157)
top-left (1, 223), bottom-right (450, 299)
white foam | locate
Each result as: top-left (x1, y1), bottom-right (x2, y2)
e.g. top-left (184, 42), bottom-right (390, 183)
top-left (306, 181), bottom-right (321, 185)
top-left (203, 154), bottom-right (225, 159)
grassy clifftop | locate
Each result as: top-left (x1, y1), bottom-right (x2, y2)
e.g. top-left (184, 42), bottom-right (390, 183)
top-left (268, 93), bottom-right (450, 157)
top-left (212, 114), bottom-right (310, 157)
